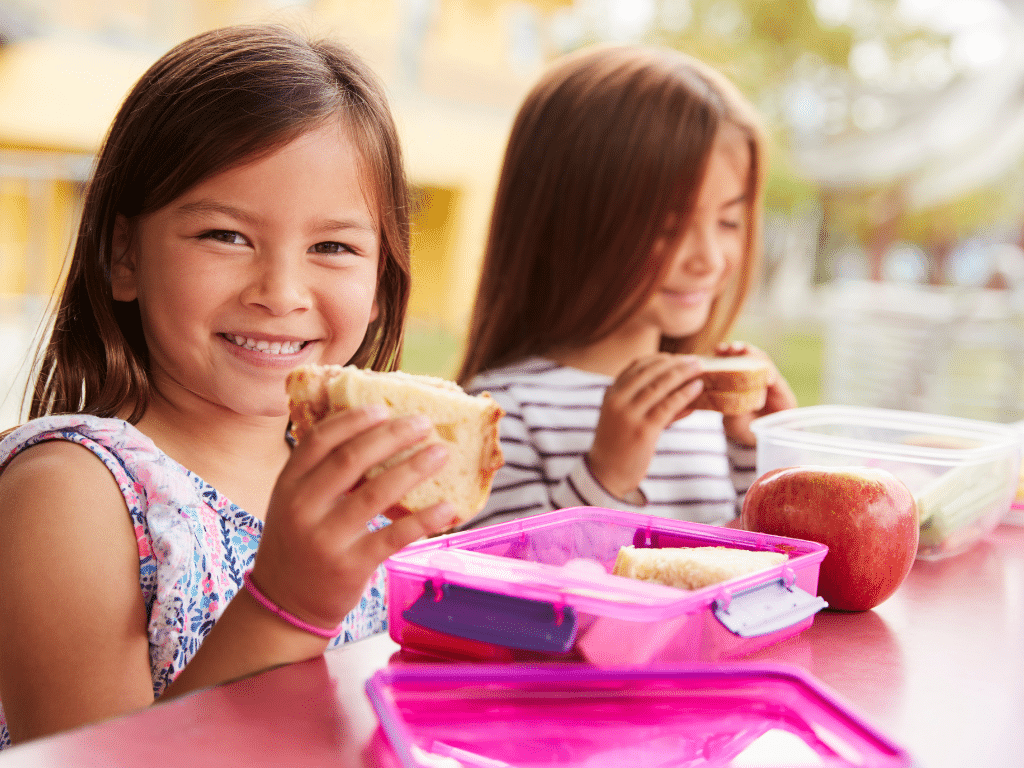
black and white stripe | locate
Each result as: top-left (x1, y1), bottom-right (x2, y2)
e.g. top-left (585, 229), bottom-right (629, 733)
top-left (460, 357), bottom-right (756, 530)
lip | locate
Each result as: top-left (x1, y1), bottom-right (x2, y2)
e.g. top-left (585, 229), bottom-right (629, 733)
top-left (660, 288), bottom-right (712, 307)
top-left (218, 332), bottom-right (317, 368)
top-left (222, 331), bottom-right (312, 345)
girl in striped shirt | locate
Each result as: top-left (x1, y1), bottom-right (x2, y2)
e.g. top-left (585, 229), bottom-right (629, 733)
top-left (457, 44), bottom-right (796, 529)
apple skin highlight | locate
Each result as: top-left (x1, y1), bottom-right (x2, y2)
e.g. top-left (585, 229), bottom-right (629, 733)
top-left (741, 465), bottom-right (919, 611)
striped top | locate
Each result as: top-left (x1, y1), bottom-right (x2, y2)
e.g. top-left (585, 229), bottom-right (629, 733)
top-left (460, 357), bottom-right (758, 529)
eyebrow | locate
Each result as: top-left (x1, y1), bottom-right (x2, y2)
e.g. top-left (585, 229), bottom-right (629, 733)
top-left (722, 194), bottom-right (747, 208)
top-left (176, 199), bottom-right (377, 235)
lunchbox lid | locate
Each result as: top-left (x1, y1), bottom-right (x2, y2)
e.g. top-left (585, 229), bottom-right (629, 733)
top-left (365, 663), bottom-right (914, 767)
top-left (385, 507), bottom-right (827, 624)
top-left (751, 405), bottom-right (1022, 464)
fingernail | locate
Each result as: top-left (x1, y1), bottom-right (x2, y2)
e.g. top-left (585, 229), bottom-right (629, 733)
top-left (429, 501), bottom-right (458, 529)
top-left (364, 404), bottom-right (389, 421)
top-left (407, 415), bottom-right (432, 433)
top-left (415, 443), bottom-right (449, 469)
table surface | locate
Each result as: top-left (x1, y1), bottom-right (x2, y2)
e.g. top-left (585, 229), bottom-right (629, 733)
top-left (2, 523), bottom-right (1022, 768)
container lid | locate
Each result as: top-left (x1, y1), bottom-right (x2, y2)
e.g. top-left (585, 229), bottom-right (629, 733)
top-left (751, 405), bottom-right (1022, 465)
top-left (366, 663), bottom-right (914, 767)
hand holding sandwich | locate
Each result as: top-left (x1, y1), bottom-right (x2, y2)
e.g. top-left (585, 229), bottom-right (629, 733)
top-left (706, 341), bottom-right (797, 447)
top-left (249, 404), bottom-right (458, 637)
top-left (587, 344), bottom-right (795, 501)
top-left (588, 353), bottom-right (705, 501)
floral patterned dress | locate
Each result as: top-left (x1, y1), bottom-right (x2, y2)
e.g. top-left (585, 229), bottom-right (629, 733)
top-left (0, 414), bottom-right (388, 749)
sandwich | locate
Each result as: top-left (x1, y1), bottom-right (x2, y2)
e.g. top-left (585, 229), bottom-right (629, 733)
top-left (612, 545), bottom-right (788, 590)
top-left (286, 364), bottom-right (505, 525)
top-left (693, 355), bottom-right (771, 416)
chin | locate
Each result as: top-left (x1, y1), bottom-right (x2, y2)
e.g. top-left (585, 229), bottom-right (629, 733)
top-left (663, 316), bottom-right (712, 339)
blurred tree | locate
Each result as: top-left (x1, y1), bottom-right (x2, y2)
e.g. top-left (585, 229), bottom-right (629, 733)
top-left (642, 0), bottom-right (1024, 285)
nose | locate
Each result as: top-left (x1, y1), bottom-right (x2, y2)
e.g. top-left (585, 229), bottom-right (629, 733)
top-left (240, 251), bottom-right (312, 316)
top-left (677, 222), bottom-right (727, 277)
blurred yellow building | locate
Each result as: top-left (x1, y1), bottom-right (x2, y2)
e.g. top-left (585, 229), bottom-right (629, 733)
top-left (0, 0), bottom-right (571, 369)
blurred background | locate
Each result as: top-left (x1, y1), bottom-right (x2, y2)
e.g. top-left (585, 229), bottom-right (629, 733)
top-left (3, 0), bottom-right (1024, 430)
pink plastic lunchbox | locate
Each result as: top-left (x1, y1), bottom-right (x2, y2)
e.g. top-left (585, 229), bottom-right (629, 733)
top-left (365, 663), bottom-right (914, 767)
top-left (384, 507), bottom-right (829, 666)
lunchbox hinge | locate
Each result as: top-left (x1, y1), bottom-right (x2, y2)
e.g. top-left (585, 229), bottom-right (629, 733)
top-left (713, 578), bottom-right (827, 638)
top-left (402, 580), bottom-right (578, 653)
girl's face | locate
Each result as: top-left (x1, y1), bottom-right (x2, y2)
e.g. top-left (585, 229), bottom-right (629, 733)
top-left (111, 121), bottom-right (381, 419)
top-left (629, 131), bottom-right (750, 343)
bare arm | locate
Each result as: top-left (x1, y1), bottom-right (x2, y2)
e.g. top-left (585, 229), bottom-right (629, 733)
top-left (0, 441), bottom-right (154, 743)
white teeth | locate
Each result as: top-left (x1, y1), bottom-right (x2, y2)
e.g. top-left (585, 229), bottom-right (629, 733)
top-left (226, 334), bottom-right (303, 354)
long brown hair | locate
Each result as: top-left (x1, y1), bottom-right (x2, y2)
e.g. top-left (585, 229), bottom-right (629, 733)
top-left (457, 44), bottom-right (766, 385)
top-left (28, 24), bottom-right (411, 423)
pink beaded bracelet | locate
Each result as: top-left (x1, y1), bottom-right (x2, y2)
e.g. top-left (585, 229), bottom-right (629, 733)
top-left (242, 571), bottom-right (341, 640)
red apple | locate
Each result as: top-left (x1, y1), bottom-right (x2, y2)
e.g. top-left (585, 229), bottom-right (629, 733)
top-left (741, 465), bottom-right (919, 612)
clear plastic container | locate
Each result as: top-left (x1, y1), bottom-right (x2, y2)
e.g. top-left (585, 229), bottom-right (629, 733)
top-left (385, 507), bottom-right (827, 666)
top-left (1008, 420), bottom-right (1024, 526)
top-left (751, 405), bottom-right (1023, 560)
top-left (365, 663), bottom-right (914, 767)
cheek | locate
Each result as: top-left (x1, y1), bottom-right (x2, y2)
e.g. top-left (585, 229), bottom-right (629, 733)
top-left (324, 272), bottom-right (380, 326)
top-left (721, 237), bottom-right (745, 278)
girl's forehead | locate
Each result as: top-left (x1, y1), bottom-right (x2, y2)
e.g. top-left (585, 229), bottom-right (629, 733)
top-left (177, 121), bottom-right (379, 220)
top-left (712, 123), bottom-right (751, 173)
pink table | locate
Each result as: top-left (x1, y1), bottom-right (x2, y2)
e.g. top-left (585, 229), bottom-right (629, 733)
top-left (2, 524), bottom-right (1022, 767)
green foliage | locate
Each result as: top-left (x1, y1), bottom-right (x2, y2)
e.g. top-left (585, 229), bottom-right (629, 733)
top-left (400, 322), bottom-right (462, 378)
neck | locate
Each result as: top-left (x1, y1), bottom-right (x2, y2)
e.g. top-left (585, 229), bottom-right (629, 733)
top-left (548, 325), bottom-right (663, 377)
top-left (131, 392), bottom-right (291, 520)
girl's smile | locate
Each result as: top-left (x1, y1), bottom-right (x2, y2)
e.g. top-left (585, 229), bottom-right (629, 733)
top-left (220, 333), bottom-right (314, 366)
top-left (658, 287), bottom-right (716, 307)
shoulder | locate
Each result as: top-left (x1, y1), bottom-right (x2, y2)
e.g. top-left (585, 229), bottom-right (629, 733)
top-left (0, 414), bottom-right (167, 521)
top-left (467, 357), bottom-right (609, 401)
top-left (0, 427), bottom-right (137, 601)
top-left (0, 426), bottom-right (131, 521)
top-left (1, 414), bottom-right (154, 466)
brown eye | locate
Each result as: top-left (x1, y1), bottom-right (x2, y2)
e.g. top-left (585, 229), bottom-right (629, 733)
top-left (310, 241), bottom-right (356, 255)
top-left (201, 230), bottom-right (246, 245)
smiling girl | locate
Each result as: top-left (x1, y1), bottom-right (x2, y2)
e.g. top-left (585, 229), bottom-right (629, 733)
top-left (457, 44), bottom-right (796, 529)
top-left (0, 25), bottom-right (455, 746)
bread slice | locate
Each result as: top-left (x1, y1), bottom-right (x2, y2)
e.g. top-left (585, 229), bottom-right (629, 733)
top-left (693, 355), bottom-right (770, 415)
top-left (612, 545), bottom-right (787, 590)
top-left (286, 364), bottom-right (504, 525)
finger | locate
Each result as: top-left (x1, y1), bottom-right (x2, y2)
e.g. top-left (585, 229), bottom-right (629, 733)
top-left (287, 405), bottom-right (391, 477)
top-left (628, 357), bottom-right (702, 413)
top-left (318, 441), bottom-right (450, 541)
top-left (381, 504), bottom-right (412, 522)
top-left (289, 415), bottom-right (437, 522)
top-left (612, 354), bottom-right (684, 399)
top-left (358, 501), bottom-right (460, 566)
top-left (764, 378), bottom-right (798, 412)
top-left (609, 353), bottom-right (674, 392)
top-left (648, 378), bottom-right (704, 425)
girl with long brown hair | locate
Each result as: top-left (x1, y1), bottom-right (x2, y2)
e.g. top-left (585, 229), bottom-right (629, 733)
top-left (457, 44), bottom-right (796, 529)
top-left (0, 24), bottom-right (456, 746)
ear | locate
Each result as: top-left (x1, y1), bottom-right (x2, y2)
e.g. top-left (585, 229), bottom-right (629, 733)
top-left (109, 214), bottom-right (138, 302)
top-left (369, 294), bottom-right (379, 324)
